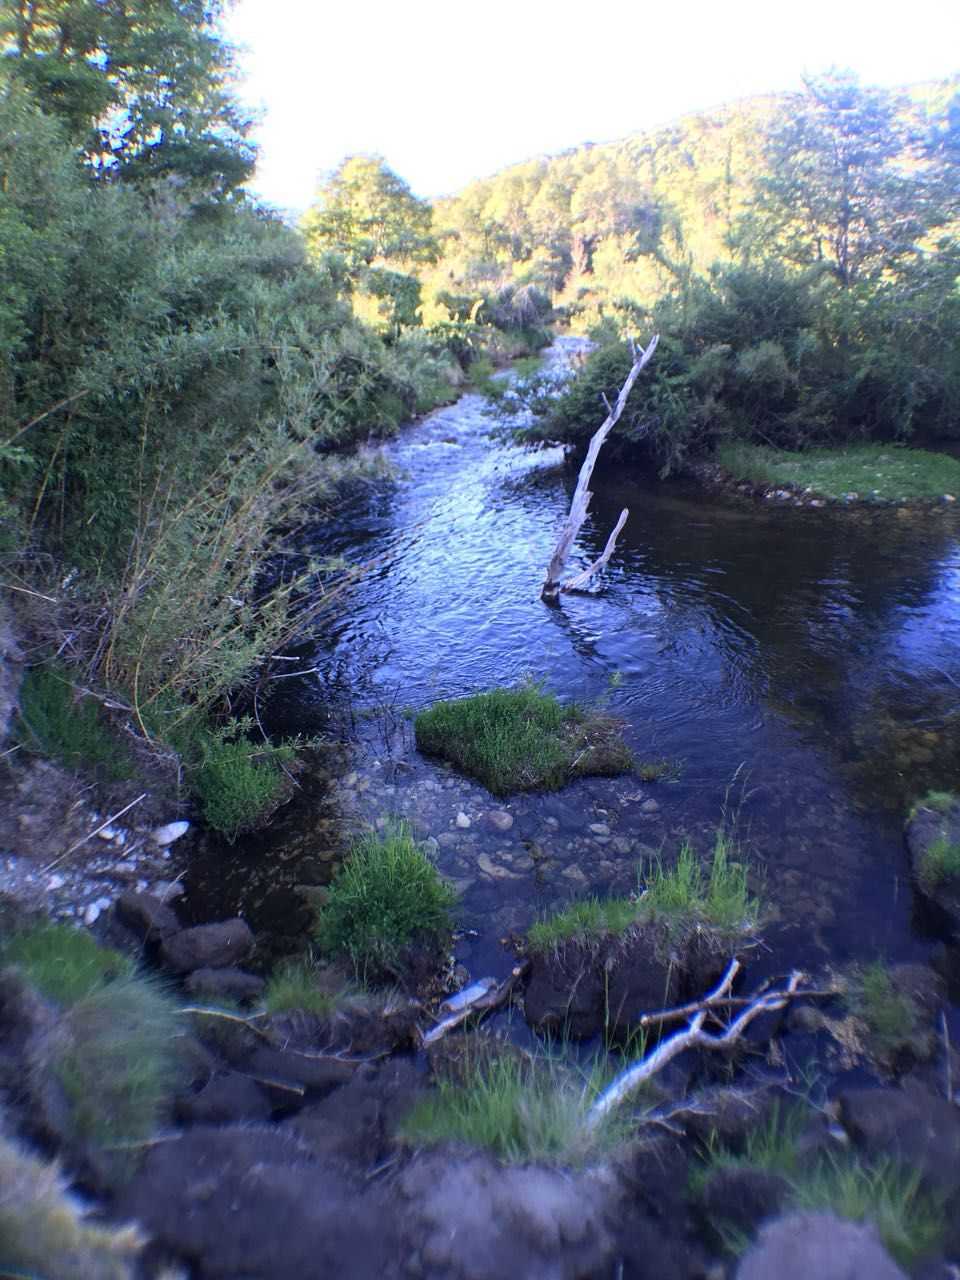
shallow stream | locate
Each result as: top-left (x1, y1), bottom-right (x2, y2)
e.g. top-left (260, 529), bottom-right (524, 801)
top-left (187, 340), bottom-right (960, 1002)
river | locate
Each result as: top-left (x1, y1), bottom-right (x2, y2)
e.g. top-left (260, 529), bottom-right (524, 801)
top-left (186, 339), bottom-right (960, 1006)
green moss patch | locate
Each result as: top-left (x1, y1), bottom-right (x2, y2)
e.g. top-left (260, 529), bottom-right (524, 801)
top-left (316, 823), bottom-right (455, 982)
top-left (717, 442), bottom-right (960, 501)
top-left (528, 897), bottom-right (640, 953)
top-left (415, 683), bottom-right (633, 796)
top-left (917, 833), bottom-right (960, 890)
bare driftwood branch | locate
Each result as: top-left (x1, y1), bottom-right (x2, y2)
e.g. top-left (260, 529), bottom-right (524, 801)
top-left (542, 333), bottom-right (658, 603)
top-left (587, 962), bottom-right (808, 1127)
top-left (419, 964), bottom-right (528, 1046)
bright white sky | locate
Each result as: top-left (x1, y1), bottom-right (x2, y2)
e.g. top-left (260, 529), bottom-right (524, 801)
top-left (226, 0), bottom-right (960, 217)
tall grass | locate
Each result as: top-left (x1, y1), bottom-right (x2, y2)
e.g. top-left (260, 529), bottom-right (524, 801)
top-left (642, 832), bottom-right (759, 933)
top-left (316, 823), bottom-right (456, 981)
top-left (16, 666), bottom-right (131, 779)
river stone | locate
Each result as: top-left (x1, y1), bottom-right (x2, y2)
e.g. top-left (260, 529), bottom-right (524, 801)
top-left (455, 812), bottom-right (471, 829)
top-left (699, 1166), bottom-right (790, 1240)
top-left (116, 890), bottom-right (181, 941)
top-left (588, 822), bottom-right (610, 836)
top-left (160, 918), bottom-right (254, 973)
top-left (184, 967), bottom-right (266, 1003)
top-left (485, 810), bottom-right (514, 832)
top-left (175, 1072), bottom-right (272, 1126)
top-left (736, 1212), bottom-right (907, 1280)
top-left (905, 794), bottom-right (960, 929)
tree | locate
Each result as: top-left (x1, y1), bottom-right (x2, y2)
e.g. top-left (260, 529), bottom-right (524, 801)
top-left (302, 155), bottom-right (436, 270)
top-left (748, 71), bottom-right (930, 287)
top-left (0, 0), bottom-right (254, 195)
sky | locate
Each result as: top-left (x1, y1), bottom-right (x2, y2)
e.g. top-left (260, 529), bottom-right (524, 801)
top-left (225, 0), bottom-right (960, 217)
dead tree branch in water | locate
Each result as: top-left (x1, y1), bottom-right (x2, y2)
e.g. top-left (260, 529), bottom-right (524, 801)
top-left (586, 962), bottom-right (809, 1128)
top-left (541, 334), bottom-right (658, 603)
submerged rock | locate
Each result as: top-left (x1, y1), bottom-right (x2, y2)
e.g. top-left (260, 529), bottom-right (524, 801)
top-left (905, 793), bottom-right (960, 931)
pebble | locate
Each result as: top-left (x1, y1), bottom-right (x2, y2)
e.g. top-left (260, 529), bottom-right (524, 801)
top-left (588, 822), bottom-right (610, 836)
top-left (477, 852), bottom-right (515, 879)
top-left (437, 832), bottom-right (459, 848)
top-left (420, 837), bottom-right (439, 857)
top-left (640, 799), bottom-right (660, 814)
top-left (611, 837), bottom-right (634, 855)
top-left (152, 879), bottom-right (185, 903)
top-left (562, 865), bottom-right (588, 885)
top-left (46, 874), bottom-right (65, 890)
top-left (455, 812), bottom-right (471, 829)
top-left (544, 816), bottom-right (559, 829)
top-left (151, 820), bottom-right (190, 847)
top-left (486, 810), bottom-right (514, 832)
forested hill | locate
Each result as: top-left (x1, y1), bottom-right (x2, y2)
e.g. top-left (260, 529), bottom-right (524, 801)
top-left (425, 76), bottom-right (958, 326)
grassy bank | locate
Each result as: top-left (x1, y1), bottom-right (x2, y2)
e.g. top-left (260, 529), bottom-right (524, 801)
top-left (716, 443), bottom-right (960, 501)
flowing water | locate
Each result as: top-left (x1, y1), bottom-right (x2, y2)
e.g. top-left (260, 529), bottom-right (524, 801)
top-left (187, 339), bottom-right (960, 999)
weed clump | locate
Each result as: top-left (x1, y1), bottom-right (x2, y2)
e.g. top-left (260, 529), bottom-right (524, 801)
top-left (191, 720), bottom-right (296, 840)
top-left (400, 1050), bottom-right (630, 1166)
top-left (316, 823), bottom-right (455, 982)
top-left (917, 834), bottom-right (960, 891)
top-left (414, 683), bottom-right (633, 796)
top-left (17, 666), bottom-right (131, 779)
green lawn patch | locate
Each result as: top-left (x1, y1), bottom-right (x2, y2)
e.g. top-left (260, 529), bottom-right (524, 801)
top-left (316, 822), bottom-right (455, 982)
top-left (716, 442), bottom-right (960, 501)
top-left (414, 683), bottom-right (633, 796)
top-left (527, 897), bottom-right (639, 953)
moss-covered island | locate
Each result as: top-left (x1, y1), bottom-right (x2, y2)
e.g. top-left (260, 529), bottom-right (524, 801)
top-left (414, 684), bottom-right (634, 796)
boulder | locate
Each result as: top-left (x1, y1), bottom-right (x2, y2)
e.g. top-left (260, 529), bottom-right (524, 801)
top-left (698, 1166), bottom-right (790, 1241)
top-left (175, 1072), bottom-right (272, 1126)
top-left (737, 1212), bottom-right (907, 1280)
top-left (183, 967), bottom-right (265, 1003)
top-left (159, 918), bottom-right (254, 973)
top-left (115, 890), bottom-right (181, 942)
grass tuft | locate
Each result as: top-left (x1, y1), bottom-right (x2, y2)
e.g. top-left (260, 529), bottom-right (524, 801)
top-left (852, 962), bottom-right (921, 1057)
top-left (191, 719), bottom-right (296, 840)
top-left (793, 1156), bottom-right (944, 1268)
top-left (400, 1050), bottom-right (631, 1166)
top-left (917, 834), bottom-right (960, 891)
top-left (2, 924), bottom-right (135, 1007)
top-left (17, 665), bottom-right (131, 779)
top-left (527, 897), bottom-right (639, 953)
top-left (262, 960), bottom-right (340, 1017)
top-left (56, 976), bottom-right (181, 1150)
top-left (693, 1105), bottom-right (944, 1268)
top-left (316, 822), bottom-right (456, 981)
top-left (642, 831), bottom-right (759, 934)
top-left (414, 682), bottom-right (633, 796)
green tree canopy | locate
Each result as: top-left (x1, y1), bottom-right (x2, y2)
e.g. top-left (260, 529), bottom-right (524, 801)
top-left (1, 0), bottom-right (254, 194)
top-left (302, 155), bottom-right (437, 270)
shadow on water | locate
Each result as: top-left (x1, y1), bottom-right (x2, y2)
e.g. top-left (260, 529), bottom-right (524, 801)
top-left (185, 340), bottom-right (960, 987)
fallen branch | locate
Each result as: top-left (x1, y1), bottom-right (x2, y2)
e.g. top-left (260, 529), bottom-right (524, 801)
top-left (541, 334), bottom-right (658, 603)
top-left (420, 963), bottom-right (528, 1047)
top-left (42, 792), bottom-right (147, 872)
top-left (587, 962), bottom-right (807, 1128)
top-left (636, 979), bottom-right (839, 1030)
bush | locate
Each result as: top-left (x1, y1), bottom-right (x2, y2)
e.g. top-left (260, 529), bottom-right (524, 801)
top-left (415, 683), bottom-right (634, 796)
top-left (316, 824), bottom-right (455, 981)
